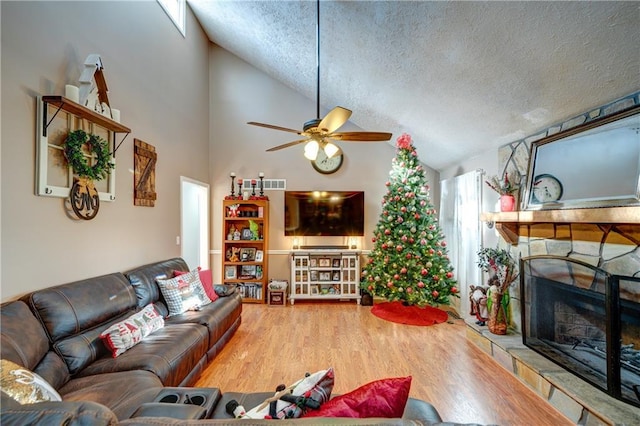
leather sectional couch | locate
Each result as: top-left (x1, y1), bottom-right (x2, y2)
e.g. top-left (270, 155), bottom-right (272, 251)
top-left (1, 258), bottom-right (473, 425)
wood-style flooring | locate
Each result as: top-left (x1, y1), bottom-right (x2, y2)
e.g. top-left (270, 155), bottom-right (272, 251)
top-left (195, 302), bottom-right (572, 425)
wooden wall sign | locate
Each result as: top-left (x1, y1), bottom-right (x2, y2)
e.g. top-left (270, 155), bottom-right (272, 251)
top-left (134, 139), bottom-right (157, 206)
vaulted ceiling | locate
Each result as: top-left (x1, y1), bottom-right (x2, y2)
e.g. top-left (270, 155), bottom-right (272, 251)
top-left (188, 0), bottom-right (639, 171)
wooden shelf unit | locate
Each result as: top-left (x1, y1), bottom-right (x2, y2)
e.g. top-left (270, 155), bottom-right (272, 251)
top-left (222, 200), bottom-right (269, 303)
top-left (481, 206), bottom-right (640, 244)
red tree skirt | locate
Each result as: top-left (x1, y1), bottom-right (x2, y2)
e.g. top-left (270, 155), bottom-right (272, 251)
top-left (371, 301), bottom-right (448, 326)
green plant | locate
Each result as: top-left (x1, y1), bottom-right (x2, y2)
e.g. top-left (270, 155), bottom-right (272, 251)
top-left (485, 172), bottom-right (519, 196)
top-left (64, 130), bottom-right (114, 181)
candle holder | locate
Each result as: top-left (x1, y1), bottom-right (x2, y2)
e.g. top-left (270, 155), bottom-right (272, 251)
top-left (259, 176), bottom-right (265, 197)
top-left (230, 175), bottom-right (236, 198)
top-left (251, 180), bottom-right (257, 197)
top-left (237, 179), bottom-right (243, 198)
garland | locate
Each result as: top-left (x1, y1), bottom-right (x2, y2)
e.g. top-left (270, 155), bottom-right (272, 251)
top-left (64, 130), bottom-right (114, 181)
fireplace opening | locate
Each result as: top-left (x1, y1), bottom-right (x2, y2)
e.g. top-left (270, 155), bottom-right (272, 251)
top-left (521, 256), bottom-right (640, 408)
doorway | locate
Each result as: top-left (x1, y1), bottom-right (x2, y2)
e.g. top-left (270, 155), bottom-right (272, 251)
top-left (180, 177), bottom-right (210, 270)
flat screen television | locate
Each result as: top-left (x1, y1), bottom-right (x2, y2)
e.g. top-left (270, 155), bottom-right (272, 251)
top-left (284, 191), bottom-right (365, 236)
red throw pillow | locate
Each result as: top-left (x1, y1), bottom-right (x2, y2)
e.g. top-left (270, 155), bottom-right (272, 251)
top-left (302, 376), bottom-right (411, 418)
top-left (174, 268), bottom-right (218, 302)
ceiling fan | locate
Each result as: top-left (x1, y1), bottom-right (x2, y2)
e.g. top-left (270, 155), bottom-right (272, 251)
top-left (247, 0), bottom-right (392, 160)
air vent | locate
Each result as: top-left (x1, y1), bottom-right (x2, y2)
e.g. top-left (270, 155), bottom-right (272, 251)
top-left (240, 179), bottom-right (286, 191)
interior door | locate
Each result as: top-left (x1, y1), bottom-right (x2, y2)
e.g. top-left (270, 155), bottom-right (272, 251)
top-left (180, 177), bottom-right (210, 270)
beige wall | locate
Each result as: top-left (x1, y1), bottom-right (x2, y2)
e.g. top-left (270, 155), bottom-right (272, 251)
top-left (1, 1), bottom-right (210, 300)
top-left (207, 46), bottom-right (440, 283)
top-left (0, 1), bottom-right (443, 300)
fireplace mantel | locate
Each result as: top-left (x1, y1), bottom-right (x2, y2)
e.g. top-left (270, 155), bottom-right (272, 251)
top-left (480, 206), bottom-right (640, 244)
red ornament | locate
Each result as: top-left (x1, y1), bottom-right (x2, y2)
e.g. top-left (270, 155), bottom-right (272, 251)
top-left (372, 237), bottom-right (377, 243)
top-left (432, 290), bottom-right (439, 298)
top-left (418, 281), bottom-right (425, 288)
top-left (387, 282), bottom-right (394, 288)
top-left (384, 229), bottom-right (391, 235)
top-left (400, 267), bottom-right (407, 274)
top-left (451, 286), bottom-right (458, 293)
top-left (414, 213), bottom-right (420, 219)
top-left (446, 271), bottom-right (453, 279)
top-left (382, 243), bottom-right (388, 249)
top-left (406, 253), bottom-right (412, 259)
top-left (393, 274), bottom-right (400, 280)
top-left (396, 245), bottom-right (403, 252)
top-left (368, 258), bottom-right (374, 264)
top-left (407, 287), bottom-right (413, 293)
top-left (385, 181), bottom-right (391, 186)
top-left (441, 241), bottom-right (447, 247)
top-left (409, 237), bottom-right (415, 244)
top-left (401, 206), bottom-right (407, 212)
top-left (433, 275), bottom-right (439, 281)
top-left (401, 235), bottom-right (408, 242)
top-left (421, 269), bottom-right (428, 276)
top-left (368, 285), bottom-right (373, 291)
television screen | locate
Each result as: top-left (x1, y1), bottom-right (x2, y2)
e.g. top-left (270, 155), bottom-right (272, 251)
top-left (284, 191), bottom-right (365, 236)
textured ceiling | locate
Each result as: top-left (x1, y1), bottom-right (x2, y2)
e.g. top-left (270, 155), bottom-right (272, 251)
top-left (188, 0), bottom-right (640, 171)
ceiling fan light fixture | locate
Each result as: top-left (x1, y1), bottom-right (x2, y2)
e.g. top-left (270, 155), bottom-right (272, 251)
top-left (304, 140), bottom-right (319, 160)
top-left (323, 142), bottom-right (339, 158)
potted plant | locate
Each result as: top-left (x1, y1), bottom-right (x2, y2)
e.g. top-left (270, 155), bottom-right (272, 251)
top-left (476, 247), bottom-right (519, 335)
top-left (485, 172), bottom-right (520, 212)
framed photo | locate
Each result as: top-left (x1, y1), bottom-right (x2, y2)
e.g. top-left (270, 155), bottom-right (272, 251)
top-left (240, 247), bottom-right (256, 262)
top-left (224, 265), bottom-right (237, 280)
top-left (332, 258), bottom-right (341, 268)
top-left (332, 271), bottom-right (340, 281)
top-left (318, 258), bottom-right (331, 267)
top-left (255, 250), bottom-right (264, 262)
top-left (310, 258), bottom-right (317, 267)
top-left (256, 266), bottom-right (263, 279)
top-left (240, 265), bottom-right (256, 278)
top-left (311, 285), bottom-right (319, 295)
top-left (319, 272), bottom-right (331, 281)
top-left (241, 228), bottom-right (253, 240)
top-left (310, 271), bottom-right (318, 281)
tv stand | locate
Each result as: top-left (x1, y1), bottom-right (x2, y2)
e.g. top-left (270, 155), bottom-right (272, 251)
top-left (290, 250), bottom-right (361, 305)
top-left (299, 245), bottom-right (349, 250)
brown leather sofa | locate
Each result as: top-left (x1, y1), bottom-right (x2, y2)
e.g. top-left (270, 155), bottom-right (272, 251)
top-left (0, 258), bottom-right (478, 425)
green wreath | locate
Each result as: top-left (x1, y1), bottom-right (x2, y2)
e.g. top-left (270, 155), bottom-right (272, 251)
top-left (64, 130), bottom-right (114, 181)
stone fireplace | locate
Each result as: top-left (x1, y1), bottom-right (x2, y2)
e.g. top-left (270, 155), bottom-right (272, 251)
top-left (521, 255), bottom-right (640, 408)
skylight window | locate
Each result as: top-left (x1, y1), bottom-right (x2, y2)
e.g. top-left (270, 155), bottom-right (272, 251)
top-left (157, 0), bottom-right (186, 37)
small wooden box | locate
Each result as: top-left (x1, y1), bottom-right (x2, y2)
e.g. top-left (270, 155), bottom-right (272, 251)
top-left (268, 290), bottom-right (286, 306)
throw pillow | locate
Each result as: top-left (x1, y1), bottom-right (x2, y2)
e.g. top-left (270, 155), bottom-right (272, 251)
top-left (302, 376), bottom-right (412, 418)
top-left (100, 304), bottom-right (165, 357)
top-left (157, 269), bottom-right (212, 316)
top-left (214, 284), bottom-right (237, 297)
top-left (241, 368), bottom-right (334, 419)
top-left (0, 359), bottom-right (62, 404)
top-left (174, 268), bottom-right (218, 302)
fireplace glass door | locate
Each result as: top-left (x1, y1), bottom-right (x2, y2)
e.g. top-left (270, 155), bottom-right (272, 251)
top-left (521, 256), bottom-right (640, 408)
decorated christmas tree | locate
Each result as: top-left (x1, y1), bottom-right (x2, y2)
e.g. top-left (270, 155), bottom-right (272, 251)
top-left (361, 134), bottom-right (458, 306)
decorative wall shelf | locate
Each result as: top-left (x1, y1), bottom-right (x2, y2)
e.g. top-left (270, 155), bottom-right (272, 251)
top-left (42, 96), bottom-right (131, 155)
top-left (481, 206), bottom-right (640, 244)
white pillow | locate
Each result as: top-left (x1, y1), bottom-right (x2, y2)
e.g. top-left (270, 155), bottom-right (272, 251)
top-left (100, 304), bottom-right (164, 357)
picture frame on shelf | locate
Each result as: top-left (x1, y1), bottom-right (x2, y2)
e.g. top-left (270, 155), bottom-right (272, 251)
top-left (240, 265), bottom-right (257, 279)
top-left (255, 250), bottom-right (264, 262)
top-left (319, 272), bottom-right (331, 281)
top-left (332, 271), bottom-right (340, 281)
top-left (310, 271), bottom-right (318, 281)
top-left (241, 228), bottom-right (253, 240)
top-left (311, 285), bottom-right (319, 295)
top-left (240, 247), bottom-right (256, 262)
top-left (318, 258), bottom-right (331, 267)
top-left (256, 265), bottom-right (263, 279)
top-left (332, 258), bottom-right (341, 268)
top-left (224, 265), bottom-right (236, 280)
top-left (310, 258), bottom-right (317, 267)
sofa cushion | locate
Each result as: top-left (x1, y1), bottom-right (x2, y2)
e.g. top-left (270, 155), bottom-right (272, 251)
top-left (0, 359), bottom-right (62, 404)
top-left (302, 376), bottom-right (412, 418)
top-left (157, 271), bottom-right (212, 316)
top-left (76, 323), bottom-right (209, 387)
top-left (100, 304), bottom-right (164, 357)
top-left (175, 268), bottom-right (219, 302)
top-left (0, 301), bottom-right (50, 370)
top-left (60, 370), bottom-right (163, 420)
top-left (125, 258), bottom-right (190, 309)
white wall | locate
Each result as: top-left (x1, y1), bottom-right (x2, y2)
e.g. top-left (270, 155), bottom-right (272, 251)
top-left (1, 1), bottom-right (210, 300)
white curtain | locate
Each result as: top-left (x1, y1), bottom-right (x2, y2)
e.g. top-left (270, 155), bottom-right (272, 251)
top-left (439, 170), bottom-right (483, 318)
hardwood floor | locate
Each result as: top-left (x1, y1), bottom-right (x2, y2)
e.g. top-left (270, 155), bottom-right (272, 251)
top-left (195, 302), bottom-right (572, 425)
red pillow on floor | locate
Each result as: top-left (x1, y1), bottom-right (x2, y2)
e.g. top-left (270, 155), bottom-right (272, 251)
top-left (302, 376), bottom-right (411, 418)
top-left (174, 268), bottom-right (218, 302)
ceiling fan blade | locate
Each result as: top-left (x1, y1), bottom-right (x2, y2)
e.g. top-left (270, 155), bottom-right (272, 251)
top-left (247, 121), bottom-right (303, 135)
top-left (329, 131), bottom-right (393, 142)
top-left (266, 139), bottom-right (309, 152)
top-left (317, 106), bottom-right (352, 133)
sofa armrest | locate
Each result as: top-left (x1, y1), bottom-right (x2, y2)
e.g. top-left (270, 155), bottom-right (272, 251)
top-left (0, 393), bottom-right (117, 426)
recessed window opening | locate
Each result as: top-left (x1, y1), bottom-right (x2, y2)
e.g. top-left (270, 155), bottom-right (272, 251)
top-left (157, 0), bottom-right (186, 37)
